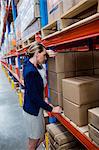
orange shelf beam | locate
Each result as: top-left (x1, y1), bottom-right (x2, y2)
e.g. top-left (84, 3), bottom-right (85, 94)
top-left (42, 19), bottom-right (99, 48)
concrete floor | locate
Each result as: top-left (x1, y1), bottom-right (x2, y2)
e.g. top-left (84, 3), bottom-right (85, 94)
top-left (0, 65), bottom-right (27, 150)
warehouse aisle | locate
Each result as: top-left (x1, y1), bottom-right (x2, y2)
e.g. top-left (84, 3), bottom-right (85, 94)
top-left (0, 66), bottom-right (27, 150)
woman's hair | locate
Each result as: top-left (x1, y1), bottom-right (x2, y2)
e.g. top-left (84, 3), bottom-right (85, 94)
top-left (26, 42), bottom-right (46, 58)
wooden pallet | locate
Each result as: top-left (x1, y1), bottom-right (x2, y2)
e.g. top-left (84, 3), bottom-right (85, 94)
top-left (41, 21), bottom-right (58, 38)
top-left (22, 34), bottom-right (35, 48)
top-left (41, 0), bottom-right (98, 38)
top-left (21, 18), bottom-right (41, 47)
top-left (17, 41), bottom-right (37, 54)
top-left (16, 33), bottom-right (36, 51)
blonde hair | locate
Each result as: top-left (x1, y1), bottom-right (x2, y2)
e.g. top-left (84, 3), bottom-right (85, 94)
top-left (26, 42), bottom-right (46, 58)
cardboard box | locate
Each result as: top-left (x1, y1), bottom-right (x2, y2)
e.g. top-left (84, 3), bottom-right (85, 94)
top-left (63, 98), bottom-right (99, 126)
top-left (49, 88), bottom-right (63, 107)
top-left (62, 76), bottom-right (99, 105)
top-left (48, 0), bottom-right (63, 23)
top-left (75, 69), bottom-right (93, 76)
top-left (49, 132), bottom-right (75, 147)
top-left (50, 141), bottom-right (77, 150)
top-left (48, 52), bottom-right (75, 73)
top-left (47, 123), bottom-right (76, 145)
top-left (48, 72), bottom-right (65, 92)
top-left (94, 69), bottom-right (99, 75)
top-left (75, 51), bottom-right (93, 71)
top-left (47, 0), bottom-right (61, 12)
top-left (21, 19), bottom-right (41, 40)
top-left (53, 1), bottom-right (63, 20)
top-left (88, 107), bottom-right (99, 130)
top-left (48, 11), bottom-right (55, 23)
top-left (75, 0), bottom-right (82, 4)
top-left (63, 0), bottom-right (75, 14)
top-left (48, 51), bottom-right (93, 74)
top-left (18, 0), bottom-right (40, 32)
top-left (47, 123), bottom-right (67, 138)
top-left (88, 124), bottom-right (99, 146)
top-left (48, 71), bottom-right (75, 92)
top-left (48, 54), bottom-right (65, 73)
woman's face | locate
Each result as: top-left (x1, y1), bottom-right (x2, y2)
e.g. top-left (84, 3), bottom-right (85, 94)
top-left (37, 49), bottom-right (47, 64)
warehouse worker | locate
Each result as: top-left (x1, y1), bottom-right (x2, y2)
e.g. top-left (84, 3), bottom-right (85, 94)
top-left (23, 42), bottom-right (62, 150)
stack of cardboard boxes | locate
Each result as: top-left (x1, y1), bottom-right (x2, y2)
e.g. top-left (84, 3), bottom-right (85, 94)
top-left (47, 0), bottom-right (97, 24)
top-left (46, 123), bottom-right (81, 150)
top-left (15, 0), bottom-right (40, 42)
top-left (74, 51), bottom-right (93, 76)
top-left (47, 0), bottom-right (82, 23)
top-left (62, 76), bottom-right (99, 126)
top-left (48, 51), bottom-right (94, 108)
top-left (88, 107), bottom-right (99, 146)
top-left (47, 0), bottom-right (63, 23)
top-left (48, 52), bottom-right (76, 107)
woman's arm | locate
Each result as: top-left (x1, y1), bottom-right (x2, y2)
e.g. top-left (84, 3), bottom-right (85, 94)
top-left (25, 72), bottom-right (53, 112)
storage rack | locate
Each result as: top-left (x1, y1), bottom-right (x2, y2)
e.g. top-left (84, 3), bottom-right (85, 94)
top-left (0, 0), bottom-right (99, 150)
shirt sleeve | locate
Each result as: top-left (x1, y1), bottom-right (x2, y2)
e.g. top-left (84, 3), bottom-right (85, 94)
top-left (25, 72), bottom-right (53, 112)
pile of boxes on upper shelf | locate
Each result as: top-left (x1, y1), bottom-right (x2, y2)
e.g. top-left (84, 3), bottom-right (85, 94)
top-left (1, 1), bottom-right (16, 54)
top-left (42, 0), bottom-right (99, 38)
top-left (15, 0), bottom-right (40, 49)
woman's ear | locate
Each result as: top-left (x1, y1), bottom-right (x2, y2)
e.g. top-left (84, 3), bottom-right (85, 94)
top-left (34, 50), bottom-right (39, 58)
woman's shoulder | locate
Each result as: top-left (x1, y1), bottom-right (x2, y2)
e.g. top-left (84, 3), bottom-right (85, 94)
top-left (23, 61), bottom-right (38, 78)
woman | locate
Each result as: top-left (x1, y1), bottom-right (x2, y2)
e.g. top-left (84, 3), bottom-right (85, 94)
top-left (23, 42), bottom-right (62, 150)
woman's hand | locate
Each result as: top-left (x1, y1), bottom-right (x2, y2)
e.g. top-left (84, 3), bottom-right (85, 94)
top-left (45, 97), bottom-right (62, 113)
top-left (52, 106), bottom-right (62, 113)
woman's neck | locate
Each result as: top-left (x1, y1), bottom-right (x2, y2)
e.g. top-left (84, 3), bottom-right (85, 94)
top-left (29, 58), bottom-right (37, 67)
